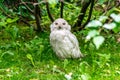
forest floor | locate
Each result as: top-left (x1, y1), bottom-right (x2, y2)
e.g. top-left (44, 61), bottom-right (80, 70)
top-left (0, 26), bottom-right (120, 80)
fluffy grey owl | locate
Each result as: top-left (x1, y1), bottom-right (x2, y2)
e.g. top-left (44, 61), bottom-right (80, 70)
top-left (50, 18), bottom-right (83, 59)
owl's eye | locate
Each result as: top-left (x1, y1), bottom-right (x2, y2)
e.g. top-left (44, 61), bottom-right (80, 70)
top-left (55, 23), bottom-right (58, 25)
top-left (63, 22), bottom-right (66, 25)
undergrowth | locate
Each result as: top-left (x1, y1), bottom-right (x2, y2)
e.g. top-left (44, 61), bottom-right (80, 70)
top-left (0, 24), bottom-right (120, 80)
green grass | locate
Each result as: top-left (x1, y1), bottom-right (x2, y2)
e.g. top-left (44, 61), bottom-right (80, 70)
top-left (0, 26), bottom-right (120, 80)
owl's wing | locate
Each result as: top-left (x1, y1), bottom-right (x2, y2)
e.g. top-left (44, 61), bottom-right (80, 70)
top-left (66, 31), bottom-right (82, 58)
top-left (50, 33), bottom-right (56, 50)
top-left (68, 32), bottom-right (79, 48)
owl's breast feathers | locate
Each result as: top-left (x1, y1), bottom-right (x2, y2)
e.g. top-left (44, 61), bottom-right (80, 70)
top-left (50, 30), bottom-right (83, 59)
top-left (50, 30), bottom-right (66, 42)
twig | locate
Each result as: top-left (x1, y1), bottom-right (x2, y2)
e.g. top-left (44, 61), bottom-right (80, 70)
top-left (19, 17), bottom-right (31, 26)
top-left (34, 4), bottom-right (43, 32)
top-left (20, 0), bottom-right (34, 14)
top-left (45, 2), bottom-right (54, 22)
top-left (103, 0), bottom-right (113, 15)
top-left (80, 0), bottom-right (95, 30)
top-left (101, 0), bottom-right (120, 15)
top-left (0, 8), bottom-right (13, 18)
top-left (20, 2), bottom-right (34, 5)
top-left (60, 0), bottom-right (64, 18)
top-left (73, 0), bottom-right (91, 28)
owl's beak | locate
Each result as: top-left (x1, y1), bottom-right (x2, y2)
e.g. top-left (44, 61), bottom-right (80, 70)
top-left (58, 26), bottom-right (62, 29)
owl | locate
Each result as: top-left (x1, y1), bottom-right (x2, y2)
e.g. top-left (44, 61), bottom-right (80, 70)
top-left (50, 18), bottom-right (83, 59)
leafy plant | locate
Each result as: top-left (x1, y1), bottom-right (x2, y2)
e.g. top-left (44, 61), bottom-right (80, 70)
top-left (85, 13), bottom-right (120, 49)
top-left (0, 0), bottom-right (120, 80)
top-left (26, 54), bottom-right (35, 67)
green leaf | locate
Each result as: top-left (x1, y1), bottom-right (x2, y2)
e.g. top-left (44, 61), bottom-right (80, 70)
top-left (86, 30), bottom-right (99, 40)
top-left (63, 59), bottom-right (69, 68)
top-left (12, 26), bottom-right (19, 39)
top-left (40, 45), bottom-right (44, 54)
top-left (110, 13), bottom-right (120, 22)
top-left (26, 54), bottom-right (35, 67)
top-left (113, 25), bottom-right (120, 33)
top-left (81, 73), bottom-right (91, 80)
top-left (25, 43), bottom-right (31, 50)
top-left (93, 36), bottom-right (105, 49)
top-left (99, 16), bottom-right (108, 22)
top-left (1, 51), bottom-right (14, 58)
top-left (6, 17), bottom-right (19, 23)
top-left (116, 71), bottom-right (120, 75)
top-left (86, 20), bottom-right (102, 28)
top-left (0, 0), bottom-right (4, 2)
top-left (48, 0), bottom-right (58, 4)
top-left (98, 0), bottom-right (105, 4)
top-left (0, 3), bottom-right (9, 12)
top-left (26, 54), bottom-right (33, 60)
top-left (103, 23), bottom-right (116, 30)
top-left (0, 22), bottom-right (7, 26)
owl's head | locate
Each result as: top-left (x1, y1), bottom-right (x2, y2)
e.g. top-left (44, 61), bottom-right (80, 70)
top-left (50, 18), bottom-right (71, 31)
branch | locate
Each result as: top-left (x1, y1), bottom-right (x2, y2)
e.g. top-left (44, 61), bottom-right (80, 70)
top-left (101, 0), bottom-right (120, 15)
top-left (19, 16), bottom-right (31, 26)
top-left (34, 4), bottom-right (43, 32)
top-left (0, 7), bottom-right (32, 26)
top-left (0, 8), bottom-right (13, 18)
top-left (60, 0), bottom-right (64, 18)
top-left (103, 0), bottom-right (113, 15)
top-left (73, 0), bottom-right (91, 28)
top-left (46, 2), bottom-right (54, 22)
top-left (20, 2), bottom-right (34, 4)
top-left (80, 0), bottom-right (95, 30)
top-left (20, 0), bottom-right (34, 14)
top-left (115, 0), bottom-right (120, 7)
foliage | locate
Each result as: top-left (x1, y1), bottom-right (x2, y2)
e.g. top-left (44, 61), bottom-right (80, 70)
top-left (0, 0), bottom-right (120, 80)
top-left (85, 12), bottom-right (120, 49)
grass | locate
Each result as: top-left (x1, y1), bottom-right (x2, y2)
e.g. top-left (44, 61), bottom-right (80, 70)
top-left (0, 25), bottom-right (120, 80)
